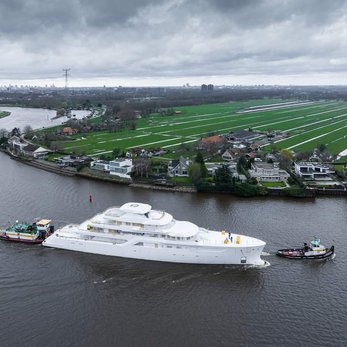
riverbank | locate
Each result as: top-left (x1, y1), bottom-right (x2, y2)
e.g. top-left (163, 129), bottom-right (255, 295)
top-left (2, 152), bottom-right (196, 192)
top-left (3, 151), bottom-right (347, 197)
top-left (9, 155), bottom-right (77, 176)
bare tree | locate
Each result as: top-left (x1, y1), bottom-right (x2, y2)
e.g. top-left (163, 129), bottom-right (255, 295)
top-left (132, 157), bottom-right (151, 178)
top-left (0, 128), bottom-right (8, 139)
top-left (23, 125), bottom-right (34, 139)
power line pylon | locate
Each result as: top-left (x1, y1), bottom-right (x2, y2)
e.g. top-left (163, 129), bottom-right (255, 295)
top-left (62, 68), bottom-right (71, 89)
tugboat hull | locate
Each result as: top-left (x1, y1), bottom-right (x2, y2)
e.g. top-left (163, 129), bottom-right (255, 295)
top-left (276, 245), bottom-right (334, 259)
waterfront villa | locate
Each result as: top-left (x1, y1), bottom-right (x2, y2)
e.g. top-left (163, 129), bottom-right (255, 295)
top-left (109, 158), bottom-right (133, 178)
top-left (168, 156), bottom-right (191, 177)
top-left (294, 162), bottom-right (335, 180)
top-left (90, 160), bottom-right (110, 172)
top-left (8, 136), bottom-right (50, 158)
top-left (249, 162), bottom-right (289, 182)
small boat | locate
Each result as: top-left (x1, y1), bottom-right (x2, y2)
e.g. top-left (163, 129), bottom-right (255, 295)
top-left (0, 219), bottom-right (54, 244)
top-left (276, 239), bottom-right (335, 259)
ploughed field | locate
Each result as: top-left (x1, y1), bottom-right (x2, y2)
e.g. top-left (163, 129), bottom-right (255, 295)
top-left (59, 100), bottom-right (347, 157)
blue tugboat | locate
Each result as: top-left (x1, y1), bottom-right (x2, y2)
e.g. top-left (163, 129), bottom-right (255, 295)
top-left (276, 239), bottom-right (335, 260)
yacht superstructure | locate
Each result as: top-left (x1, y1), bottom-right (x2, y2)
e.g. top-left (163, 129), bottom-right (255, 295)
top-left (43, 202), bottom-right (267, 266)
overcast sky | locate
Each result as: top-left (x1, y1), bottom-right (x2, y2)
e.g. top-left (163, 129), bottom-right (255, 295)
top-left (1, 0), bottom-right (347, 87)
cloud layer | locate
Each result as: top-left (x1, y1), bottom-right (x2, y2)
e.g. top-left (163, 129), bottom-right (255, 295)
top-left (1, 0), bottom-right (347, 86)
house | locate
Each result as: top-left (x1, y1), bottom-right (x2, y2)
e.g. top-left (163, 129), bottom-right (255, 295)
top-left (22, 144), bottom-right (40, 157)
top-left (248, 143), bottom-right (261, 152)
top-left (200, 135), bottom-right (224, 145)
top-left (249, 162), bottom-right (289, 182)
top-left (221, 149), bottom-right (239, 161)
top-left (55, 155), bottom-right (91, 167)
top-left (294, 162), bottom-right (335, 180)
top-left (265, 153), bottom-right (278, 162)
top-left (205, 161), bottom-right (237, 176)
top-left (8, 136), bottom-right (27, 152)
top-left (168, 156), bottom-right (191, 177)
top-left (32, 146), bottom-right (51, 158)
top-left (198, 135), bottom-right (224, 152)
top-left (109, 158), bottom-right (133, 178)
top-left (90, 160), bottom-right (110, 172)
top-left (245, 152), bottom-right (258, 160)
top-left (205, 162), bottom-right (223, 176)
top-left (62, 127), bottom-right (74, 135)
top-left (225, 130), bottom-right (257, 142)
top-left (8, 136), bottom-right (51, 158)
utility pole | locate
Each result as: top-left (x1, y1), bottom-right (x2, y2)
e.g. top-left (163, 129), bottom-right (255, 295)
top-left (62, 68), bottom-right (71, 89)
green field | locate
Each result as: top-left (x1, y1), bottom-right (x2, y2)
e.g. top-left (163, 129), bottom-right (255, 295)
top-left (0, 111), bottom-right (11, 119)
top-left (58, 99), bottom-right (347, 157)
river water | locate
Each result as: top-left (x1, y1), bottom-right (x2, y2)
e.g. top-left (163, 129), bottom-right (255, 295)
top-left (0, 107), bottom-right (90, 131)
top-left (0, 152), bottom-right (346, 347)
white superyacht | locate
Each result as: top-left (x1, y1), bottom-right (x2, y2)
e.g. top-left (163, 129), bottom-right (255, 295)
top-left (43, 202), bottom-right (267, 266)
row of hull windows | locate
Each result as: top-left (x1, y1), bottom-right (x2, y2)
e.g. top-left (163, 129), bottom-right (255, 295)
top-left (90, 226), bottom-right (193, 241)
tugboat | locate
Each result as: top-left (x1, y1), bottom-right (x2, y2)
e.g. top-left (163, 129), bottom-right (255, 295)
top-left (276, 239), bottom-right (335, 260)
top-left (0, 219), bottom-right (54, 244)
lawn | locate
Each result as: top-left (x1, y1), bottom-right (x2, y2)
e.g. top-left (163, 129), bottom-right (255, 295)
top-left (55, 99), bottom-right (347, 157)
top-left (261, 181), bottom-right (286, 187)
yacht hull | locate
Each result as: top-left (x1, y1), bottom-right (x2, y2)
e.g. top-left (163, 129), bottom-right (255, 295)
top-left (43, 233), bottom-right (266, 266)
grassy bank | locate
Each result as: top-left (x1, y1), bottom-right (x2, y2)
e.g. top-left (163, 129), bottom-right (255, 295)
top-left (0, 111), bottom-right (11, 119)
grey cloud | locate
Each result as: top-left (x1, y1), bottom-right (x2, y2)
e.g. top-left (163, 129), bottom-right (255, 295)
top-left (81, 0), bottom-right (165, 27)
top-left (1, 0), bottom-right (347, 84)
top-left (200, 0), bottom-right (347, 29)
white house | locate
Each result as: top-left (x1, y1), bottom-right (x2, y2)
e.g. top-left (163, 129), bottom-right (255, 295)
top-left (249, 162), bottom-right (289, 182)
top-left (221, 149), bottom-right (237, 161)
top-left (90, 160), bottom-right (110, 172)
top-left (8, 136), bottom-right (27, 152)
top-left (294, 162), bottom-right (334, 180)
top-left (32, 147), bottom-right (51, 158)
top-left (168, 156), bottom-right (191, 177)
top-left (109, 158), bottom-right (133, 178)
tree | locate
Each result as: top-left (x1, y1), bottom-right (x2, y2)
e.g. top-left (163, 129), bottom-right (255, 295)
top-left (112, 147), bottom-right (121, 158)
top-left (132, 157), bottom-right (151, 178)
top-left (23, 125), bottom-right (34, 139)
top-left (317, 143), bottom-right (326, 153)
top-left (279, 148), bottom-right (293, 169)
top-left (237, 155), bottom-right (250, 173)
top-left (188, 162), bottom-right (202, 185)
top-left (0, 128), bottom-right (8, 146)
top-left (214, 165), bottom-right (233, 191)
top-left (194, 152), bottom-right (208, 178)
top-left (0, 128), bottom-right (8, 139)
